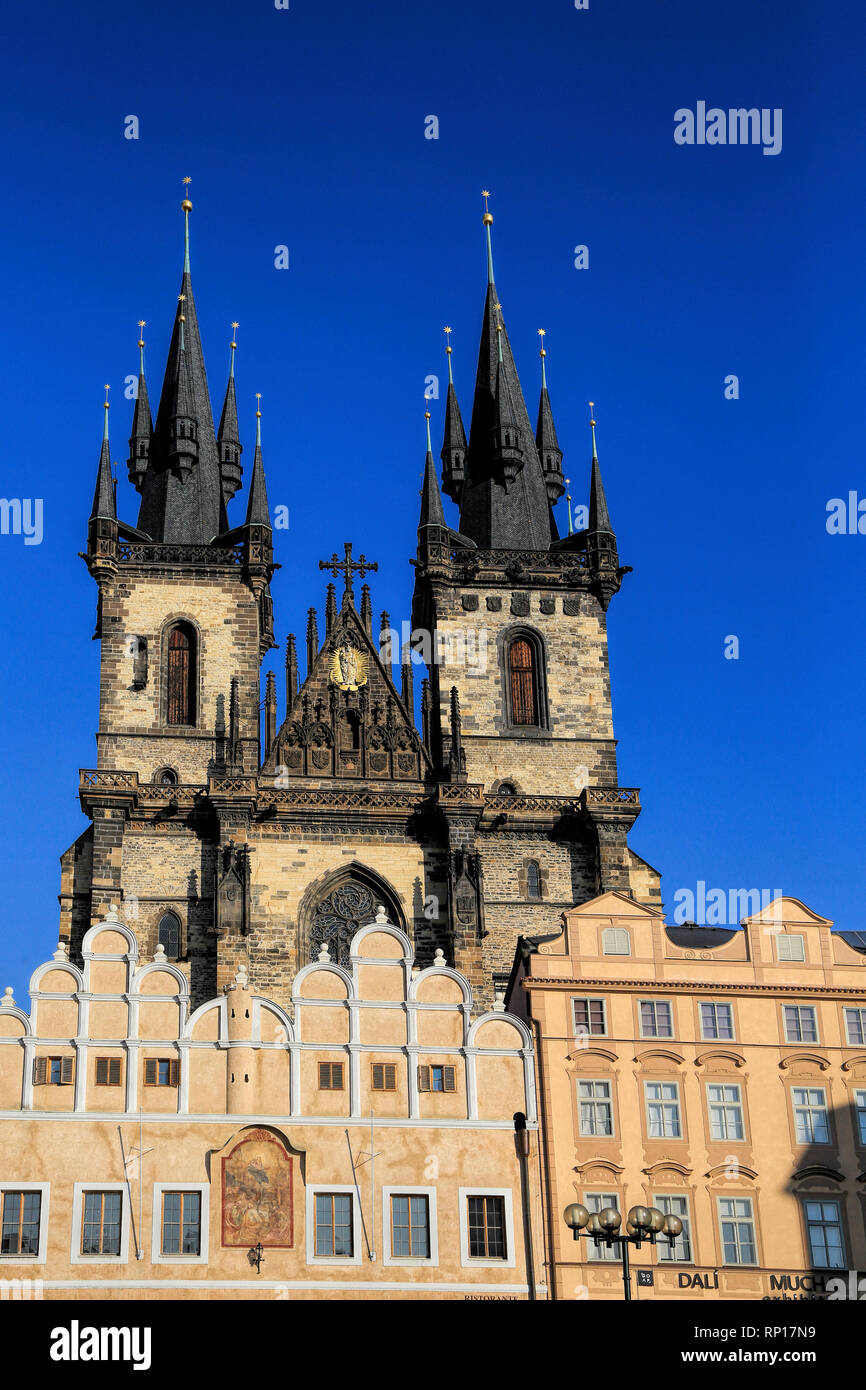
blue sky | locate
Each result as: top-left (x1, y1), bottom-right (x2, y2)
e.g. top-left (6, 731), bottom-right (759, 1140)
top-left (0, 0), bottom-right (863, 993)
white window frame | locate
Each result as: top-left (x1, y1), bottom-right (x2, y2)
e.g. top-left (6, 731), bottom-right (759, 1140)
top-left (699, 1001), bottom-right (735, 1041)
top-left (844, 1007), bottom-right (866, 1047)
top-left (792, 1086), bottom-right (830, 1145)
top-left (458, 1187), bottom-right (516, 1269)
top-left (71, 1182), bottom-right (130, 1265)
top-left (382, 1185), bottom-right (438, 1268)
top-left (583, 1191), bottom-right (620, 1262)
top-left (602, 927), bottom-right (631, 957)
top-left (717, 1195), bottom-right (758, 1267)
top-left (0, 1182), bottom-right (50, 1265)
top-left (783, 1004), bottom-right (819, 1044)
top-left (306, 1184), bottom-right (362, 1266)
top-left (572, 997), bottom-right (607, 1039)
top-left (644, 1080), bottom-right (682, 1139)
top-left (707, 1082), bottom-right (745, 1142)
top-left (653, 1193), bottom-right (693, 1264)
top-left (151, 1183), bottom-right (209, 1266)
top-left (802, 1199), bottom-right (846, 1270)
top-left (639, 999), bottom-right (674, 1039)
top-left (577, 1078), bottom-right (615, 1138)
top-left (776, 934), bottom-right (805, 962)
top-left (854, 1089), bottom-right (866, 1145)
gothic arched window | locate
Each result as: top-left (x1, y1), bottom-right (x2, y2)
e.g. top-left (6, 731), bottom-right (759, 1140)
top-left (526, 860), bottom-right (542, 900)
top-left (166, 622), bottom-right (196, 726)
top-left (508, 633), bottom-right (536, 722)
top-left (158, 912), bottom-right (181, 960)
top-left (310, 882), bottom-right (376, 968)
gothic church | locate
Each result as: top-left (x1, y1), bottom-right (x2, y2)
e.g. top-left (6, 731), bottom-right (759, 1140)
top-left (67, 193), bottom-right (661, 1013)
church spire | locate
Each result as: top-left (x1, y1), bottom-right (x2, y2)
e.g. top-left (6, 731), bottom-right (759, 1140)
top-left (587, 402), bottom-right (613, 533)
top-left (585, 403), bottom-right (622, 611)
top-left (217, 323), bottom-right (243, 503)
top-left (136, 178), bottom-right (228, 543)
top-left (440, 327), bottom-right (467, 503)
top-left (127, 321), bottom-right (152, 493)
top-left (244, 394), bottom-right (271, 526)
top-left (535, 329), bottom-right (565, 505)
top-left (91, 386), bottom-right (116, 521)
top-left (457, 193), bottom-right (557, 550)
top-left (419, 408), bottom-right (446, 527)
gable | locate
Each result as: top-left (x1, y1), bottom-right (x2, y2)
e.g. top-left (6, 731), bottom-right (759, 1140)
top-left (263, 600), bottom-right (430, 782)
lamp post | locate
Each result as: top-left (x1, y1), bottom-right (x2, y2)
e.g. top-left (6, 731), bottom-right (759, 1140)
top-left (563, 1203), bottom-right (682, 1302)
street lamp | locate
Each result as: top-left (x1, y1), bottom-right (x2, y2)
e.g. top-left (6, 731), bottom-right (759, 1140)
top-left (563, 1202), bottom-right (682, 1301)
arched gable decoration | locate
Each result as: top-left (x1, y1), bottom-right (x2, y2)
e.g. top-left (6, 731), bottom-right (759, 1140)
top-left (302, 864), bottom-right (405, 969)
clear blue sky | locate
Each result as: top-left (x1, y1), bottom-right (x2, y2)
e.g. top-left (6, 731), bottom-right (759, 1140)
top-left (0, 0), bottom-right (863, 995)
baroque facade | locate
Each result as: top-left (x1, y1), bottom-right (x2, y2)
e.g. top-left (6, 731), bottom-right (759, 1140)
top-left (64, 193), bottom-right (660, 1014)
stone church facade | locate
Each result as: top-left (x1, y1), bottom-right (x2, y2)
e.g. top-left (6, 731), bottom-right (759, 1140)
top-left (64, 194), bottom-right (661, 1017)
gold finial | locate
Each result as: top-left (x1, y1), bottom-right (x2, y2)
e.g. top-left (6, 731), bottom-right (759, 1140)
top-left (256, 391), bottom-right (262, 418)
top-left (177, 292), bottom-right (185, 323)
top-left (444, 325), bottom-right (452, 355)
top-left (482, 189), bottom-right (493, 226)
top-left (538, 327), bottom-right (546, 358)
top-left (494, 301), bottom-right (503, 333)
top-left (181, 175), bottom-right (193, 213)
top-left (231, 320), bottom-right (239, 350)
top-left (138, 319), bottom-right (146, 346)
top-left (104, 384), bottom-right (110, 409)
top-left (589, 400), bottom-right (596, 426)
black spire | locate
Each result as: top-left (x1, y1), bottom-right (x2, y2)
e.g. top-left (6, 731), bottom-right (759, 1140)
top-left (440, 328), bottom-right (467, 502)
top-left (458, 200), bottom-right (558, 551)
top-left (127, 323), bottom-right (152, 494)
top-left (217, 326), bottom-right (243, 503)
top-left (588, 411), bottom-right (613, 534)
top-left (419, 411), bottom-right (447, 528)
top-left (91, 391), bottom-right (116, 522)
top-left (244, 396), bottom-right (271, 527)
top-left (136, 187), bottom-right (228, 543)
top-left (535, 331), bottom-right (565, 505)
top-left (585, 408), bottom-right (623, 611)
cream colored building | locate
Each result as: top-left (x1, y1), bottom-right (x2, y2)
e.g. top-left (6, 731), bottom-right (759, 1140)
top-left (0, 910), bottom-right (544, 1300)
top-left (509, 892), bottom-right (866, 1301)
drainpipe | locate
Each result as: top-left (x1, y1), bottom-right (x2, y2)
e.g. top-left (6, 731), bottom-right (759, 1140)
top-left (531, 1014), bottom-right (558, 1301)
top-left (514, 1112), bottom-right (537, 1301)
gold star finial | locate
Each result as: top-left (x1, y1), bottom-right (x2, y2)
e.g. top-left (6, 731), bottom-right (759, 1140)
top-left (181, 175), bottom-right (193, 212)
top-left (538, 327), bottom-right (546, 358)
top-left (104, 384), bottom-right (110, 408)
top-left (444, 325), bottom-right (452, 354)
top-left (482, 189), bottom-right (493, 226)
top-left (256, 391), bottom-right (262, 418)
top-left (231, 320), bottom-right (239, 349)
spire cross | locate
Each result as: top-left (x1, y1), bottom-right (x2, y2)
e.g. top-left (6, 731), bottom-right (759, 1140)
top-left (318, 542), bottom-right (378, 604)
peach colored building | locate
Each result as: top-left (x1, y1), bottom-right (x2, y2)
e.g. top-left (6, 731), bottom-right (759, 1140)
top-left (0, 910), bottom-right (544, 1301)
top-left (509, 892), bottom-right (866, 1301)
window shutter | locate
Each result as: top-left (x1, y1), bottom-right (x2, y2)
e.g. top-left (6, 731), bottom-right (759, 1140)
top-left (332, 1063), bottom-right (343, 1090)
top-left (418, 1066), bottom-right (431, 1092)
top-left (144, 1059), bottom-right (157, 1087)
top-left (385, 1064), bottom-right (396, 1091)
top-left (319, 1062), bottom-right (331, 1090)
top-left (109, 1059), bottom-right (122, 1087)
top-left (169, 1060), bottom-right (180, 1088)
top-left (60, 1056), bottom-right (75, 1085)
top-left (34, 1057), bottom-right (47, 1086)
top-left (96, 1058), bottom-right (108, 1086)
top-left (443, 1065), bottom-right (456, 1093)
top-left (372, 1064), bottom-right (384, 1091)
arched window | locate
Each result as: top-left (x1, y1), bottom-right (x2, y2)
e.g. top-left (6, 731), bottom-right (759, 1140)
top-left (158, 912), bottom-right (181, 960)
top-left (155, 766), bottom-right (178, 788)
top-left (526, 861), bottom-right (542, 900)
top-left (509, 638), bottom-right (537, 725)
top-left (166, 623), bottom-right (196, 726)
top-left (602, 927), bottom-right (631, 957)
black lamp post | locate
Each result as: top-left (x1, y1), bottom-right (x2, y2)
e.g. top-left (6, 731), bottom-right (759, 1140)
top-left (563, 1203), bottom-right (682, 1302)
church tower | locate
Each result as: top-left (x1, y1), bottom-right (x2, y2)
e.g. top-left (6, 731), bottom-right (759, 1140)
top-left (412, 196), bottom-right (660, 991)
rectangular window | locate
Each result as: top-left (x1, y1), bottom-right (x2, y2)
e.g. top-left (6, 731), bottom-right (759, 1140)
top-left (318, 1062), bottom-right (344, 1091)
top-left (700, 1002), bottom-right (735, 1041)
top-left (466, 1196), bottom-right (506, 1259)
top-left (372, 1064), bottom-right (397, 1092)
top-left (161, 1191), bottom-right (201, 1257)
top-left (95, 1058), bottom-right (123, 1087)
top-left (33, 1056), bottom-right (74, 1086)
top-left (144, 1058), bottom-right (179, 1087)
top-left (640, 1000), bottom-right (674, 1038)
top-left (707, 1083), bottom-right (745, 1141)
top-left (792, 1087), bottom-right (830, 1144)
top-left (645, 1081), bottom-right (681, 1139)
top-left (81, 1191), bottom-right (122, 1257)
top-left (578, 1079), bottom-right (614, 1138)
top-left (390, 1194), bottom-right (430, 1258)
top-left (844, 1008), bottom-right (866, 1047)
top-left (718, 1197), bottom-right (757, 1265)
top-left (0, 1191), bottom-right (42, 1257)
top-left (315, 1193), bottom-right (354, 1258)
top-left (584, 1193), bottom-right (619, 1262)
top-left (776, 935), bottom-right (805, 962)
top-left (572, 998), bottom-right (607, 1037)
top-left (418, 1065), bottom-right (456, 1093)
top-left (855, 1090), bottom-right (866, 1145)
top-left (654, 1194), bottom-right (693, 1263)
top-left (783, 1005), bottom-right (818, 1044)
top-left (803, 1200), bottom-right (845, 1269)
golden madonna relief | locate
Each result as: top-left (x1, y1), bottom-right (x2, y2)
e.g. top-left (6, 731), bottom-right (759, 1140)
top-left (329, 643), bottom-right (368, 692)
